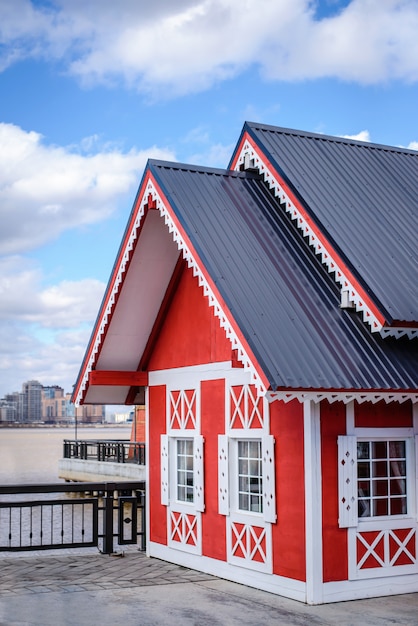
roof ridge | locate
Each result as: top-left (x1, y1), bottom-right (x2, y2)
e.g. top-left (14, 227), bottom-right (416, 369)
top-left (245, 121), bottom-right (418, 156)
top-left (148, 158), bottom-right (262, 177)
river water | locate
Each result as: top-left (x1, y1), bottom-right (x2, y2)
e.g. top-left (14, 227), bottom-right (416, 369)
top-left (0, 426), bottom-right (133, 484)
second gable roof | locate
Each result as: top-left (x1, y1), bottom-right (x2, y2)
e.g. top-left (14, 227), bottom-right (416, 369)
top-left (230, 122), bottom-right (418, 332)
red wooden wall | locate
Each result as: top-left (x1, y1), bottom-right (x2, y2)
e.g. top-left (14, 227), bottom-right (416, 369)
top-left (270, 399), bottom-right (306, 581)
top-left (148, 266), bottom-right (231, 372)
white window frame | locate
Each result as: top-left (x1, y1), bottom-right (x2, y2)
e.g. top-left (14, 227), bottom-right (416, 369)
top-left (218, 432), bottom-right (276, 523)
top-left (232, 437), bottom-right (263, 516)
top-left (174, 437), bottom-right (195, 505)
top-left (357, 438), bottom-right (409, 520)
top-left (338, 434), bottom-right (416, 528)
top-left (166, 441), bottom-right (203, 557)
top-left (162, 434), bottom-right (204, 513)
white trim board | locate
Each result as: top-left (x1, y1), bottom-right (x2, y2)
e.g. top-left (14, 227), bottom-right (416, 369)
top-left (148, 541), bottom-right (306, 603)
top-left (149, 361), bottom-right (253, 388)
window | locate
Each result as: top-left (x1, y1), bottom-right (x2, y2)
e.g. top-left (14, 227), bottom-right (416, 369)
top-left (357, 440), bottom-right (407, 518)
top-left (237, 440), bottom-right (263, 513)
top-left (176, 439), bottom-right (194, 503)
top-left (218, 434), bottom-right (276, 522)
top-left (338, 435), bottom-right (412, 528)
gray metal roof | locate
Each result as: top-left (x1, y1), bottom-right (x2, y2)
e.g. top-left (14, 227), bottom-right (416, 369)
top-left (234, 122), bottom-right (418, 325)
top-left (149, 160), bottom-right (418, 392)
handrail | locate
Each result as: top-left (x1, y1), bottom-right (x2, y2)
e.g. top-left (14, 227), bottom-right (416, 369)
top-left (0, 481), bottom-right (145, 495)
top-left (63, 439), bottom-right (145, 465)
top-left (0, 481), bottom-right (146, 553)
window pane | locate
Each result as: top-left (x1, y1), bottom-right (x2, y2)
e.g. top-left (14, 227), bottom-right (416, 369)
top-left (372, 461), bottom-right (387, 478)
top-left (358, 481), bottom-right (370, 498)
top-left (391, 497), bottom-right (407, 515)
top-left (357, 442), bottom-right (370, 459)
top-left (177, 439), bottom-right (194, 503)
top-left (389, 441), bottom-right (405, 458)
top-left (372, 441), bottom-right (387, 459)
top-left (237, 439), bottom-right (262, 514)
top-left (248, 440), bottom-right (260, 457)
top-left (357, 438), bottom-right (408, 519)
top-left (358, 462), bottom-right (370, 479)
top-left (249, 459), bottom-right (261, 476)
top-left (238, 441), bottom-right (248, 456)
top-left (390, 478), bottom-right (406, 496)
top-left (372, 480), bottom-right (388, 497)
top-left (390, 460), bottom-right (406, 477)
top-left (250, 495), bottom-right (261, 512)
top-left (239, 476), bottom-right (249, 492)
top-left (358, 499), bottom-right (370, 517)
top-left (239, 493), bottom-right (249, 511)
top-left (239, 459), bottom-right (248, 475)
top-left (373, 499), bottom-right (388, 516)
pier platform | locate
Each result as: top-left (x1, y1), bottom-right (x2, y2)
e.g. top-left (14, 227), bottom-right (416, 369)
top-left (0, 550), bottom-right (417, 625)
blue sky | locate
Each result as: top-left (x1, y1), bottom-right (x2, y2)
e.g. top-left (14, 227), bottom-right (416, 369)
top-left (0, 0), bottom-right (417, 399)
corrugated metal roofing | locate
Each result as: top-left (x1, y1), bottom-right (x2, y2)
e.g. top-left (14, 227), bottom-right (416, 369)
top-left (149, 160), bottom-right (418, 392)
top-left (238, 122), bottom-right (418, 325)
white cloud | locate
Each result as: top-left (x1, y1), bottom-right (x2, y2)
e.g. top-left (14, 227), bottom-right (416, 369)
top-left (407, 141), bottom-right (418, 151)
top-left (1, 1), bottom-right (418, 96)
top-left (181, 125), bottom-right (234, 167)
top-left (0, 255), bottom-right (106, 396)
top-left (0, 256), bottom-right (106, 333)
top-left (0, 322), bottom-right (92, 396)
top-left (0, 123), bottom-right (175, 255)
top-left (341, 130), bottom-right (371, 142)
top-left (187, 142), bottom-right (235, 168)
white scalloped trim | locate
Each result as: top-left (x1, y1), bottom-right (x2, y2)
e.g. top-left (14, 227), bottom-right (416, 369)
top-left (75, 176), bottom-right (266, 405)
top-left (380, 327), bottom-right (418, 339)
top-left (267, 390), bottom-right (418, 405)
top-left (234, 141), bottom-right (418, 340)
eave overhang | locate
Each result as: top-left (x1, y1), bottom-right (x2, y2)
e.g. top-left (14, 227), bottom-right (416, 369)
top-left (73, 165), bottom-right (270, 406)
top-left (230, 126), bottom-right (418, 340)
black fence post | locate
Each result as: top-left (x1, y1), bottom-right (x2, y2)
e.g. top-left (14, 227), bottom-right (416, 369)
top-left (139, 490), bottom-right (146, 551)
top-left (102, 483), bottom-right (116, 554)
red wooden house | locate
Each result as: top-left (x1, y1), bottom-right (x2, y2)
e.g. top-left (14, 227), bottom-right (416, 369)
top-left (73, 123), bottom-right (418, 604)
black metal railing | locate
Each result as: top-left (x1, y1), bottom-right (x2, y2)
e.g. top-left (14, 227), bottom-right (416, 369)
top-left (63, 440), bottom-right (145, 465)
top-left (0, 481), bottom-right (145, 554)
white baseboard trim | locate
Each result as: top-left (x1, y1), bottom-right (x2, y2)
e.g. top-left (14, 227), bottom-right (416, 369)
top-left (148, 541), bottom-right (306, 603)
top-left (148, 542), bottom-right (418, 605)
top-left (323, 573), bottom-right (418, 603)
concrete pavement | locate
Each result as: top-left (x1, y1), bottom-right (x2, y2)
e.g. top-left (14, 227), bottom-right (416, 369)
top-left (0, 550), bottom-right (417, 625)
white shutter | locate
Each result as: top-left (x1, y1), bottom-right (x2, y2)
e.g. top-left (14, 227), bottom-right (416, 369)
top-left (194, 435), bottom-right (205, 512)
top-left (338, 435), bottom-right (357, 528)
top-left (161, 434), bottom-right (169, 506)
top-left (262, 435), bottom-right (277, 523)
top-left (218, 435), bottom-right (229, 515)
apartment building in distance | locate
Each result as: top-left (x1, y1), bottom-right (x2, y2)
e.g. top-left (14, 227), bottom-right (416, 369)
top-left (0, 380), bottom-right (105, 424)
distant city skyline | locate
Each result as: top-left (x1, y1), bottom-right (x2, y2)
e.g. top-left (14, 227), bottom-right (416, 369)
top-left (0, 378), bottom-right (104, 423)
